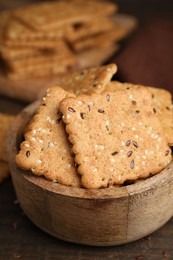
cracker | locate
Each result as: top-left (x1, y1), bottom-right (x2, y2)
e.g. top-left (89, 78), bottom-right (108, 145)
top-left (0, 160), bottom-right (10, 183)
top-left (67, 17), bottom-right (116, 43)
top-left (3, 37), bottom-right (67, 49)
top-left (15, 86), bottom-right (80, 187)
top-left (0, 113), bottom-right (14, 162)
top-left (103, 81), bottom-right (173, 146)
top-left (57, 64), bottom-right (117, 95)
top-left (7, 57), bottom-right (75, 80)
top-left (0, 45), bottom-right (40, 61)
top-left (60, 86), bottom-right (172, 189)
top-left (4, 16), bottom-right (72, 42)
top-left (7, 44), bottom-right (75, 71)
top-left (0, 11), bottom-right (10, 41)
top-left (71, 27), bottom-right (130, 52)
top-left (149, 87), bottom-right (173, 146)
top-left (13, 0), bottom-right (117, 31)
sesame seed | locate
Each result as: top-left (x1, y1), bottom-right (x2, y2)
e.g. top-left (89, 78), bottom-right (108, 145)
top-left (93, 168), bottom-right (98, 173)
top-left (75, 90), bottom-right (80, 95)
top-left (158, 137), bottom-right (161, 142)
top-left (82, 88), bottom-right (87, 93)
top-left (129, 94), bottom-right (133, 100)
top-left (95, 144), bottom-right (98, 149)
top-left (67, 164), bottom-right (71, 169)
top-left (66, 114), bottom-right (71, 119)
top-left (142, 155), bottom-right (147, 159)
top-left (49, 142), bottom-right (54, 147)
top-left (31, 137), bottom-right (36, 142)
top-left (100, 145), bottom-right (105, 150)
top-left (52, 180), bottom-right (58, 183)
top-left (31, 168), bottom-right (35, 173)
top-left (110, 168), bottom-right (114, 173)
top-left (121, 122), bottom-right (125, 127)
top-left (132, 127), bottom-right (136, 131)
top-left (145, 150), bottom-right (148, 155)
top-left (38, 140), bottom-right (43, 143)
top-left (77, 100), bottom-right (82, 105)
top-left (138, 122), bottom-right (143, 126)
top-left (32, 129), bottom-right (36, 134)
top-left (111, 158), bottom-right (116, 163)
top-left (121, 141), bottom-right (125, 146)
top-left (135, 135), bottom-right (139, 139)
top-left (120, 149), bottom-right (124, 153)
top-left (106, 120), bottom-right (109, 126)
top-left (43, 97), bottom-right (46, 101)
top-left (24, 143), bottom-right (30, 148)
top-left (142, 161), bottom-right (145, 166)
top-left (37, 159), bottom-right (42, 164)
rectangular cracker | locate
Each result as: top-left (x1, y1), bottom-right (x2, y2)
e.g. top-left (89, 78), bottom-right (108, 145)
top-left (71, 27), bottom-right (129, 52)
top-left (0, 160), bottom-right (10, 183)
top-left (0, 11), bottom-right (11, 41)
top-left (103, 81), bottom-right (173, 146)
top-left (6, 43), bottom-right (75, 71)
top-left (4, 16), bottom-right (72, 42)
top-left (0, 45), bottom-right (41, 61)
top-left (7, 56), bottom-right (76, 80)
top-left (66, 17), bottom-right (116, 43)
top-left (15, 86), bottom-right (80, 187)
top-left (3, 37), bottom-right (67, 49)
top-left (59, 86), bottom-right (172, 189)
top-left (0, 113), bottom-right (14, 162)
top-left (149, 87), bottom-right (173, 146)
top-left (13, 0), bottom-right (117, 31)
top-left (57, 64), bottom-right (117, 95)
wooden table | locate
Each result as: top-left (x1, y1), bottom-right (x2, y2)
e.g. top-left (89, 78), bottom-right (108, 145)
top-left (0, 0), bottom-right (173, 259)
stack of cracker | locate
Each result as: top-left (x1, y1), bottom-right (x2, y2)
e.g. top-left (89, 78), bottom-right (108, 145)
top-left (0, 0), bottom-right (137, 80)
top-left (16, 64), bottom-right (173, 189)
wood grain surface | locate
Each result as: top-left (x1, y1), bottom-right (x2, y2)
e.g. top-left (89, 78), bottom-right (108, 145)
top-left (0, 0), bottom-right (173, 259)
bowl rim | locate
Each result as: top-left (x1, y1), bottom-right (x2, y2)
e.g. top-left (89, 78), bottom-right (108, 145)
top-left (8, 100), bottom-right (173, 200)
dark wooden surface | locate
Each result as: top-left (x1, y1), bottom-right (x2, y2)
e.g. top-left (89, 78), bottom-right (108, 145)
top-left (0, 0), bottom-right (173, 259)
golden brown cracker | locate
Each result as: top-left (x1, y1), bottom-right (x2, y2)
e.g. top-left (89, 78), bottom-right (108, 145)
top-left (16, 86), bottom-right (80, 187)
top-left (149, 87), bottom-right (173, 146)
top-left (60, 86), bottom-right (172, 189)
top-left (67, 17), bottom-right (116, 43)
top-left (13, 0), bottom-right (117, 31)
top-left (58, 64), bottom-right (117, 95)
top-left (104, 81), bottom-right (173, 146)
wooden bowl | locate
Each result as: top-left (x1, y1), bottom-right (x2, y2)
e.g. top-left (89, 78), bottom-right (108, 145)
top-left (8, 102), bottom-right (173, 246)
